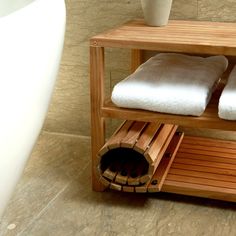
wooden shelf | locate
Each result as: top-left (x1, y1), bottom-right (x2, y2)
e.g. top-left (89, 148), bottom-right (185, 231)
top-left (162, 136), bottom-right (236, 202)
top-left (102, 87), bottom-right (236, 131)
top-left (91, 19), bottom-right (236, 56)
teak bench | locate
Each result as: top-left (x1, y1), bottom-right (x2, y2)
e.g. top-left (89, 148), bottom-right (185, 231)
top-left (90, 19), bottom-right (236, 202)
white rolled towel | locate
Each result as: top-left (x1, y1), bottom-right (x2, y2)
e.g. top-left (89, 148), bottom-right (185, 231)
top-left (219, 65), bottom-right (236, 120)
top-left (111, 53), bottom-right (228, 116)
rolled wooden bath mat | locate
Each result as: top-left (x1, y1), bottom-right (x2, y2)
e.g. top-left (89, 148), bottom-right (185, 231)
top-left (96, 120), bottom-right (184, 193)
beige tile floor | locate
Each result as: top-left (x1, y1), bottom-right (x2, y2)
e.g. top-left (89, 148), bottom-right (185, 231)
top-left (1, 131), bottom-right (236, 236)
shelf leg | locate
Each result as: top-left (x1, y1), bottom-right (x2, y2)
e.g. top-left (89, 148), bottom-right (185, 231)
top-left (90, 46), bottom-right (106, 191)
top-left (131, 49), bottom-right (144, 73)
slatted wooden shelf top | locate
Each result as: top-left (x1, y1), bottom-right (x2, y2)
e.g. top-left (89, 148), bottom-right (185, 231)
top-left (90, 19), bottom-right (236, 202)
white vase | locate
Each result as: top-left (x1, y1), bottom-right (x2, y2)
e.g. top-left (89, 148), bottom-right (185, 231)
top-left (141, 0), bottom-right (173, 27)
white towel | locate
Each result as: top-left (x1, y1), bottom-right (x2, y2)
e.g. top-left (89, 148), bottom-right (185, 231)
top-left (111, 53), bottom-right (228, 116)
top-left (219, 65), bottom-right (236, 120)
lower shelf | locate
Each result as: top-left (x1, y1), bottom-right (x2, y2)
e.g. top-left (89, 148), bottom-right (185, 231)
top-left (162, 135), bottom-right (236, 202)
top-left (98, 123), bottom-right (236, 202)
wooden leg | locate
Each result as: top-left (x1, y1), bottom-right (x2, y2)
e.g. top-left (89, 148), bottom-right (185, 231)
top-left (90, 46), bottom-right (106, 191)
top-left (131, 49), bottom-right (144, 73)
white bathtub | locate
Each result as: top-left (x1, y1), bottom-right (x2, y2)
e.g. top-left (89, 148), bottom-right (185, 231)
top-left (0, 0), bottom-right (66, 219)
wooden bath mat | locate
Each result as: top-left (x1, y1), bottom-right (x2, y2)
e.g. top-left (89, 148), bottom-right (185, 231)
top-left (96, 121), bottom-right (183, 193)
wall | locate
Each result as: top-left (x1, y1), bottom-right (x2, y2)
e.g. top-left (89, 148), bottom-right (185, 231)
top-left (43, 0), bottom-right (236, 139)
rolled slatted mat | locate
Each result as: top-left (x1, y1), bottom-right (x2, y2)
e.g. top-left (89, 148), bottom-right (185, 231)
top-left (96, 120), bottom-right (183, 193)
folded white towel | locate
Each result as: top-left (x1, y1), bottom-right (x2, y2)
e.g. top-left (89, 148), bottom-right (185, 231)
top-left (111, 53), bottom-right (228, 116)
top-left (219, 65), bottom-right (236, 120)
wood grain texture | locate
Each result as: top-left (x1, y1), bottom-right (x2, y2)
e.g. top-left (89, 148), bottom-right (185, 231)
top-left (91, 19), bottom-right (236, 55)
top-left (148, 132), bottom-right (184, 193)
top-left (162, 135), bottom-right (236, 202)
top-left (133, 132), bottom-right (184, 193)
top-left (91, 19), bottom-right (236, 194)
top-left (134, 122), bottom-right (161, 154)
top-left (131, 49), bottom-right (144, 73)
top-left (90, 46), bottom-right (106, 191)
top-left (144, 125), bottom-right (176, 164)
top-left (98, 120), bottom-right (133, 156)
top-left (120, 121), bottom-right (147, 148)
top-left (97, 122), bottom-right (177, 189)
top-left (102, 93), bottom-right (236, 131)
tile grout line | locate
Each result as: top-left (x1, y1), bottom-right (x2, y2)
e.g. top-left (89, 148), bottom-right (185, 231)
top-left (41, 130), bottom-right (91, 140)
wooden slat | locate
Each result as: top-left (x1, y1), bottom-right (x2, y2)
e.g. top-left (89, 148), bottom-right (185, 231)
top-left (144, 124), bottom-right (175, 163)
top-left (103, 120), bottom-right (133, 150)
top-left (120, 121), bottom-right (147, 148)
top-left (115, 173), bottom-right (128, 185)
top-left (167, 174), bottom-right (236, 190)
top-left (162, 136), bottom-right (236, 201)
top-left (174, 158), bottom-right (236, 171)
top-left (135, 185), bottom-right (148, 193)
top-left (147, 159), bottom-right (169, 193)
top-left (99, 177), bottom-right (110, 188)
top-left (147, 125), bottom-right (178, 174)
top-left (134, 132), bottom-right (184, 193)
top-left (178, 148), bottom-right (236, 159)
top-left (182, 136), bottom-right (236, 149)
top-left (110, 182), bottom-right (122, 191)
top-left (127, 177), bottom-right (140, 186)
top-left (123, 186), bottom-right (135, 193)
top-left (91, 20), bottom-right (236, 56)
top-left (162, 180), bottom-right (236, 202)
top-left (139, 174), bottom-right (151, 184)
top-left (148, 132), bottom-right (184, 192)
top-left (171, 162), bottom-right (236, 177)
top-left (169, 168), bottom-right (236, 184)
top-left (176, 152), bottom-right (236, 165)
top-left (115, 161), bottom-right (132, 185)
top-left (134, 122), bottom-right (162, 154)
top-left (103, 168), bottom-right (117, 181)
top-left (97, 120), bottom-right (127, 156)
top-left (179, 143), bottom-right (236, 155)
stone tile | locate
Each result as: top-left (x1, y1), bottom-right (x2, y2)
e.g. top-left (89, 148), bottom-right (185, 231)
top-left (43, 65), bottom-right (91, 136)
top-left (66, 0), bottom-right (143, 43)
top-left (19, 163), bottom-right (236, 236)
top-left (61, 41), bottom-right (89, 67)
top-left (2, 134), bottom-right (236, 236)
top-left (44, 63), bottom-right (112, 136)
top-left (198, 0), bottom-right (236, 22)
top-left (0, 132), bottom-right (90, 235)
top-left (170, 0), bottom-right (198, 20)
